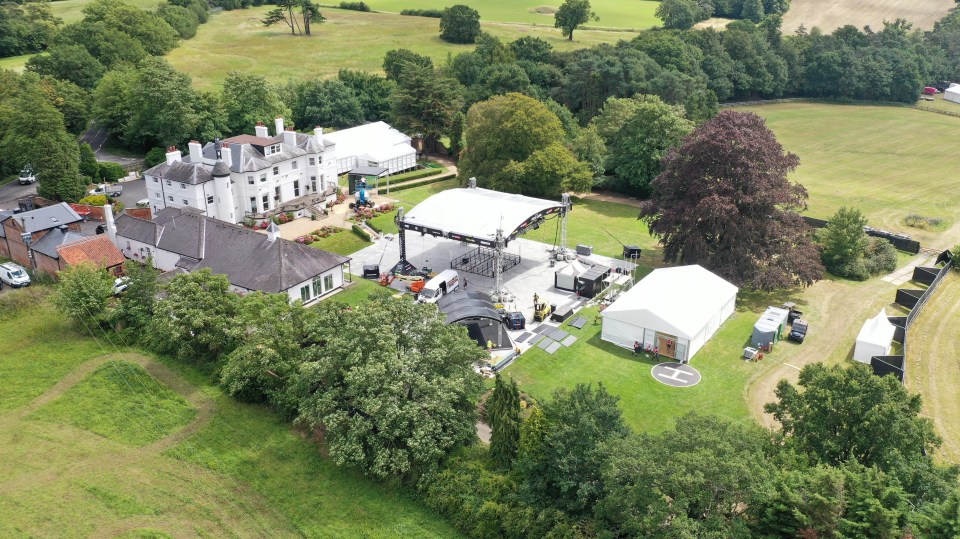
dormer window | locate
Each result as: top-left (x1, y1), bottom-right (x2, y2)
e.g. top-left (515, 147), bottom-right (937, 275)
top-left (265, 143), bottom-right (281, 155)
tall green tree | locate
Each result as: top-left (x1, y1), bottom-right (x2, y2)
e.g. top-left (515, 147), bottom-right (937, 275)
top-left (337, 69), bottom-right (396, 121)
top-left (39, 77), bottom-right (91, 135)
top-left (221, 71), bottom-right (291, 135)
top-left (54, 262), bottom-right (115, 330)
top-left (382, 48), bottom-right (434, 82)
top-left (553, 0), bottom-right (598, 41)
top-left (81, 0), bottom-right (180, 55)
top-left (656, 0), bottom-right (705, 30)
top-left (148, 269), bottom-right (240, 363)
top-left (516, 383), bottom-right (629, 515)
top-left (289, 293), bottom-right (484, 481)
top-left (55, 21), bottom-right (149, 69)
top-left (78, 142), bottom-right (99, 180)
top-left (439, 4), bottom-right (481, 44)
top-left (26, 44), bottom-right (106, 90)
top-left (220, 292), bottom-right (317, 413)
top-left (288, 79), bottom-right (363, 129)
top-left (390, 64), bottom-right (464, 145)
top-left (0, 82), bottom-right (84, 201)
top-left (123, 58), bottom-right (202, 148)
top-left (640, 110), bottom-right (824, 290)
top-left (488, 374), bottom-right (521, 469)
top-left (819, 206), bottom-right (869, 273)
top-left (496, 142), bottom-right (593, 198)
top-left (458, 92), bottom-right (567, 189)
top-left (591, 94), bottom-right (694, 196)
top-left (598, 414), bottom-right (775, 537)
top-left (114, 258), bottom-right (159, 332)
top-left (765, 363), bottom-right (957, 503)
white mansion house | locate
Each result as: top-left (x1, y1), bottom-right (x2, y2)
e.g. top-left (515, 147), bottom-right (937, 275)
top-left (143, 118), bottom-right (417, 224)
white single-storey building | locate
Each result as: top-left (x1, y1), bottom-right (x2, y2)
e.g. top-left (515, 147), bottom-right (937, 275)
top-left (854, 309), bottom-right (896, 363)
top-left (112, 207), bottom-right (350, 305)
top-left (601, 265), bottom-right (738, 362)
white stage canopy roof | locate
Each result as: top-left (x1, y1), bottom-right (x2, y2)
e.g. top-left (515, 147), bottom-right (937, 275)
top-left (400, 187), bottom-right (564, 247)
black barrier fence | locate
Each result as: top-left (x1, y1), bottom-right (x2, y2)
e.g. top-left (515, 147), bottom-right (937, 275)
top-left (873, 253), bottom-right (954, 383)
top-left (801, 216), bottom-right (921, 254)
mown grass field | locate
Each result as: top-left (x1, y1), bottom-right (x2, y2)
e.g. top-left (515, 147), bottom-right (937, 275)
top-left (49, 0), bottom-right (164, 22)
top-left (0, 54), bottom-right (32, 72)
top-left (744, 102), bottom-right (960, 247)
top-left (0, 291), bottom-right (461, 538)
top-left (30, 361), bottom-right (196, 446)
top-left (167, 7), bottom-right (641, 90)
top-left (781, 0), bottom-right (952, 33)
top-left (364, 0), bottom-right (660, 29)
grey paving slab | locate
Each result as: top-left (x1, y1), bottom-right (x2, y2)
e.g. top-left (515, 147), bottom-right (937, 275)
top-left (549, 329), bottom-right (569, 341)
top-left (537, 337), bottom-right (555, 350)
top-left (533, 324), bottom-right (555, 335)
top-left (515, 331), bottom-right (533, 343)
top-left (570, 317), bottom-right (587, 329)
top-left (545, 341), bottom-right (562, 354)
top-left (561, 335), bottom-right (578, 347)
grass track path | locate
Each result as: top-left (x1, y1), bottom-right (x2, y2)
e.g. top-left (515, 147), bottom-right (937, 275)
top-left (0, 352), bottom-right (300, 536)
top-left (906, 271), bottom-right (960, 464)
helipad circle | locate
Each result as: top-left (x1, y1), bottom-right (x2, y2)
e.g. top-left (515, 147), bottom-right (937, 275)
top-left (651, 362), bottom-right (701, 388)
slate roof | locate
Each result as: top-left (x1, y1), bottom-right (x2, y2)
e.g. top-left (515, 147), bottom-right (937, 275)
top-left (115, 208), bottom-right (349, 293)
top-left (5, 203), bottom-right (83, 234)
top-left (143, 160), bottom-right (214, 185)
top-left (201, 136), bottom-right (315, 174)
top-left (0, 210), bottom-right (13, 238)
top-left (30, 228), bottom-right (89, 258)
top-left (211, 161), bottom-right (231, 176)
top-left (57, 235), bottom-right (126, 268)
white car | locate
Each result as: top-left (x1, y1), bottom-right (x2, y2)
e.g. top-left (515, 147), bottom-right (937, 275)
top-left (89, 184), bottom-right (123, 197)
top-left (112, 276), bottom-right (130, 295)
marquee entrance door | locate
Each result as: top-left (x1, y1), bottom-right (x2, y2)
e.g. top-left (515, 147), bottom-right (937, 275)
top-left (656, 333), bottom-right (678, 359)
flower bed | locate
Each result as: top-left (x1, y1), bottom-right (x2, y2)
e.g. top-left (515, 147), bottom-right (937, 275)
top-left (296, 225), bottom-right (345, 245)
top-left (349, 203), bottom-right (395, 223)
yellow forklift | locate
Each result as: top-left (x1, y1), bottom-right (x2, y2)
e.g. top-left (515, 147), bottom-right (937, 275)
top-left (533, 293), bottom-right (552, 322)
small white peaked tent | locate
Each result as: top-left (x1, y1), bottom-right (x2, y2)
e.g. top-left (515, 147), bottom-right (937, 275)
top-left (854, 309), bottom-right (896, 363)
top-left (600, 265), bottom-right (738, 362)
top-left (946, 85), bottom-right (960, 104)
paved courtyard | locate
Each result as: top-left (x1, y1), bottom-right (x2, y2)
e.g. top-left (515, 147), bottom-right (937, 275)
top-left (348, 233), bottom-right (636, 356)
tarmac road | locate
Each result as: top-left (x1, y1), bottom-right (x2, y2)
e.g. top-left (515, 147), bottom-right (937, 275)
top-left (0, 180), bottom-right (37, 208)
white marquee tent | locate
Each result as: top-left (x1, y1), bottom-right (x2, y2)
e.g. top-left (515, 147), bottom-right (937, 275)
top-left (854, 309), bottom-right (896, 363)
top-left (946, 85), bottom-right (960, 104)
top-left (600, 265), bottom-right (738, 362)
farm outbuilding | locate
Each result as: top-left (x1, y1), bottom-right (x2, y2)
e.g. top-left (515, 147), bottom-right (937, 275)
top-left (854, 309), bottom-right (896, 363)
top-left (600, 265), bottom-right (738, 363)
top-left (751, 306), bottom-right (790, 348)
top-left (945, 85), bottom-right (960, 104)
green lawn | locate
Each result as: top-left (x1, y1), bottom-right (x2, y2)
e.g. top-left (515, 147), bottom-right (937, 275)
top-left (309, 229), bottom-right (371, 255)
top-left (325, 275), bottom-right (387, 305)
top-left (0, 53), bottom-right (32, 72)
top-left (389, 177), bottom-right (461, 207)
top-left (167, 7), bottom-right (643, 90)
top-left (368, 210), bottom-right (399, 234)
top-left (0, 290), bottom-right (103, 413)
top-left (30, 361), bottom-right (196, 446)
top-left (49, 0), bottom-right (163, 22)
top-left (365, 0), bottom-right (660, 29)
top-left (505, 305), bottom-right (762, 433)
top-left (523, 197), bottom-right (656, 260)
top-left (744, 102), bottom-right (960, 246)
top-left (0, 293), bottom-right (461, 537)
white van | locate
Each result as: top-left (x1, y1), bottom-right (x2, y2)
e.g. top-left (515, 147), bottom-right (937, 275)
top-left (417, 269), bottom-right (460, 303)
top-left (0, 262), bottom-right (31, 288)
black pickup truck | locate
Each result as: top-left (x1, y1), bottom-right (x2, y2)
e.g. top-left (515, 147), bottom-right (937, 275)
top-left (788, 320), bottom-right (809, 344)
